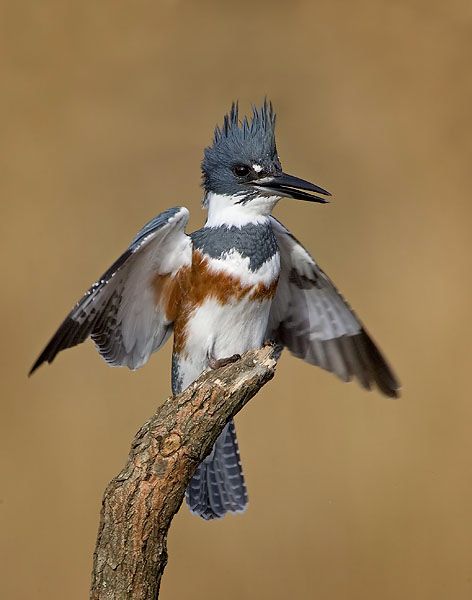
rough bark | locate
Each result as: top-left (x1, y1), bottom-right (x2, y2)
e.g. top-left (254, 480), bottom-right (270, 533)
top-left (90, 345), bottom-right (278, 600)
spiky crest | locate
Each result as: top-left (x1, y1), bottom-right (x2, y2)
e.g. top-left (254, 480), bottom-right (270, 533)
top-left (202, 100), bottom-right (279, 199)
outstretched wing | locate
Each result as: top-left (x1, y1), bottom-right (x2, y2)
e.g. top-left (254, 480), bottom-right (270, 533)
top-left (267, 217), bottom-right (400, 398)
top-left (30, 206), bottom-right (192, 374)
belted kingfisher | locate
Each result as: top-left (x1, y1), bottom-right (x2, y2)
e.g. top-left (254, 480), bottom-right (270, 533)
top-left (30, 101), bottom-right (400, 520)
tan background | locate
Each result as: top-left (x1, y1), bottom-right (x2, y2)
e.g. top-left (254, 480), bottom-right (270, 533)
top-left (1, 1), bottom-right (471, 598)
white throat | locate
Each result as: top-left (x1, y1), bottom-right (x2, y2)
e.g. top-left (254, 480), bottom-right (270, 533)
top-left (204, 191), bottom-right (280, 228)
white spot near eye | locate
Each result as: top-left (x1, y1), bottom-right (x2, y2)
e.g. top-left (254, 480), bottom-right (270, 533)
top-left (252, 164), bottom-right (263, 173)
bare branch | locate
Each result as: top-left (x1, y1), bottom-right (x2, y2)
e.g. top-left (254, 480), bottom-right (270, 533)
top-left (90, 345), bottom-right (278, 600)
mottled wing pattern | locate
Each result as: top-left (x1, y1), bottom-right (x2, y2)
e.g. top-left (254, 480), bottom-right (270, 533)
top-left (30, 206), bottom-right (192, 374)
top-left (267, 217), bottom-right (400, 398)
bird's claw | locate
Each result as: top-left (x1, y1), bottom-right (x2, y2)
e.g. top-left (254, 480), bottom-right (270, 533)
top-left (208, 354), bottom-right (241, 369)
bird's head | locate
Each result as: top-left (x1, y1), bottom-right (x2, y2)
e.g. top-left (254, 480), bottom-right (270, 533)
top-left (201, 100), bottom-right (330, 224)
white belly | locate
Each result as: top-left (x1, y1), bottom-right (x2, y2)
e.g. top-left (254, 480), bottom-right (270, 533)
top-left (177, 295), bottom-right (272, 391)
top-left (175, 250), bottom-right (280, 391)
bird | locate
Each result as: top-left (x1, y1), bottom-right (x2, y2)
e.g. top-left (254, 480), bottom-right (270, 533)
top-left (30, 100), bottom-right (400, 520)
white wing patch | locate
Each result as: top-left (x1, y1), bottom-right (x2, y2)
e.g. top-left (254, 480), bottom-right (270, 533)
top-left (31, 206), bottom-right (192, 374)
top-left (267, 217), bottom-right (400, 397)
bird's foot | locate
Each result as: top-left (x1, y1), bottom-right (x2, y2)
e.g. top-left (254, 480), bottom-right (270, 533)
top-left (263, 339), bottom-right (284, 358)
top-left (208, 354), bottom-right (241, 369)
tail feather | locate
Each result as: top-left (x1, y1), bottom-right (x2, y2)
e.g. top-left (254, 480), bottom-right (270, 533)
top-left (186, 420), bottom-right (248, 520)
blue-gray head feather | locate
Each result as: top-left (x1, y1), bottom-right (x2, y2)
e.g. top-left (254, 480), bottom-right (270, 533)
top-left (201, 100), bottom-right (282, 202)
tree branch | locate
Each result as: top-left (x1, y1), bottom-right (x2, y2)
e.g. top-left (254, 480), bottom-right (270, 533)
top-left (90, 345), bottom-right (278, 600)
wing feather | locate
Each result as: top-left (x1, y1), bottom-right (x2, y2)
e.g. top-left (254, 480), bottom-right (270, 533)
top-left (30, 206), bottom-right (191, 374)
top-left (268, 217), bottom-right (400, 398)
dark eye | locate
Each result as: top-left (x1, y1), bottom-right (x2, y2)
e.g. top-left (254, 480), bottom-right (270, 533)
top-left (232, 164), bottom-right (250, 177)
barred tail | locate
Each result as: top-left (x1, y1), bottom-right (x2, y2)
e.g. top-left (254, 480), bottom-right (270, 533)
top-left (186, 420), bottom-right (248, 520)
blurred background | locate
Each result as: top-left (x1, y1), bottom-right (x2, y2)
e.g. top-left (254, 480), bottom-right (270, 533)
top-left (1, 1), bottom-right (471, 598)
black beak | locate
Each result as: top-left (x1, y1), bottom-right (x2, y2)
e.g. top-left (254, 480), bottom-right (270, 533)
top-left (253, 172), bottom-right (331, 203)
